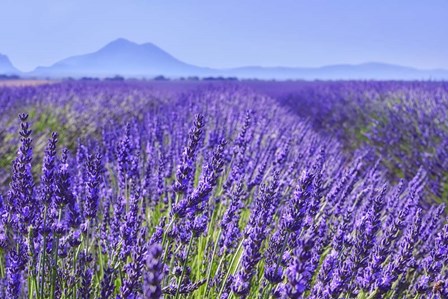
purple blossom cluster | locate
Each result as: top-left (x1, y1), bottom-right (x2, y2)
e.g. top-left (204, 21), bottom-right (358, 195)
top-left (0, 80), bottom-right (446, 299)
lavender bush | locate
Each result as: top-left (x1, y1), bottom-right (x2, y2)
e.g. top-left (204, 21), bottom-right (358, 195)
top-left (0, 81), bottom-right (447, 298)
top-left (262, 80), bottom-right (448, 201)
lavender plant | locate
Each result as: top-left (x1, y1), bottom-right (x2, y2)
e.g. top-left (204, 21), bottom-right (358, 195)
top-left (0, 80), bottom-right (446, 299)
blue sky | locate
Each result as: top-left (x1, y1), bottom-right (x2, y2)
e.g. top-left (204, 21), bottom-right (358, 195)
top-left (0, 0), bottom-right (447, 71)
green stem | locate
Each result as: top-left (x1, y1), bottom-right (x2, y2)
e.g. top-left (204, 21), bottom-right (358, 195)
top-left (27, 226), bottom-right (36, 299)
top-left (217, 240), bottom-right (244, 299)
top-left (39, 205), bottom-right (48, 299)
top-left (205, 250), bottom-right (226, 298)
top-left (174, 237), bottom-right (194, 299)
top-left (0, 249), bottom-right (4, 278)
top-left (366, 289), bottom-right (379, 299)
top-left (49, 236), bottom-right (60, 299)
top-left (32, 276), bottom-right (39, 299)
top-left (162, 218), bottom-right (175, 265)
top-left (204, 230), bottom-right (222, 295)
top-left (72, 245), bottom-right (82, 299)
top-left (263, 232), bottom-right (290, 299)
top-left (50, 208), bottom-right (62, 299)
top-left (28, 275), bottom-right (32, 299)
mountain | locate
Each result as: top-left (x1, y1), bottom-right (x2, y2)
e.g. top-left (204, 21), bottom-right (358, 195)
top-left (23, 39), bottom-right (448, 80)
top-left (0, 54), bottom-right (20, 75)
top-left (31, 38), bottom-right (215, 77)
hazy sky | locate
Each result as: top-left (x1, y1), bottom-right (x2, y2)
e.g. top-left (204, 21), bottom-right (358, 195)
top-left (1, 0), bottom-right (447, 71)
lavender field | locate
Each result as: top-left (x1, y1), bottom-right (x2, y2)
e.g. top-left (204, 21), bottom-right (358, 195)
top-left (0, 80), bottom-right (447, 299)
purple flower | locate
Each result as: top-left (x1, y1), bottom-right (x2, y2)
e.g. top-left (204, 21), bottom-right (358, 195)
top-left (173, 138), bottom-right (226, 218)
top-left (8, 113), bottom-right (35, 230)
top-left (6, 240), bottom-right (27, 299)
top-left (143, 244), bottom-right (164, 299)
top-left (99, 265), bottom-right (115, 299)
top-left (232, 173), bottom-right (279, 297)
top-left (173, 114), bottom-right (205, 194)
top-left (40, 132), bottom-right (58, 207)
top-left (220, 180), bottom-right (245, 254)
top-left (84, 152), bottom-right (102, 219)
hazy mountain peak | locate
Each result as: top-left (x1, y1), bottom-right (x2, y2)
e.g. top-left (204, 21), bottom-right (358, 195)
top-left (31, 38), bottom-right (209, 77)
top-left (0, 53), bottom-right (20, 74)
top-left (104, 38), bottom-right (138, 48)
top-left (89, 38), bottom-right (175, 60)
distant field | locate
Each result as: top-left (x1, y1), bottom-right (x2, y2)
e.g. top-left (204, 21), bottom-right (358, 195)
top-left (0, 79), bottom-right (56, 87)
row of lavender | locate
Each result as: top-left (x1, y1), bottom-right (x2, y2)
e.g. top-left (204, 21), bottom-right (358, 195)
top-left (259, 81), bottom-right (448, 201)
top-left (0, 81), bottom-right (447, 298)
